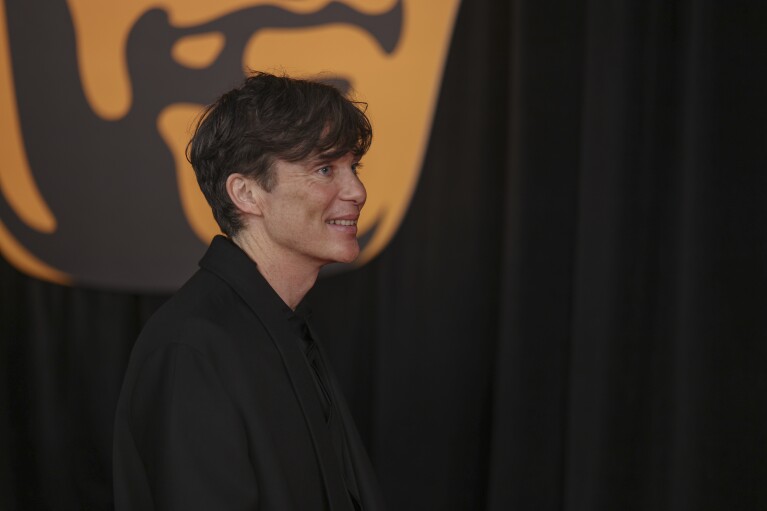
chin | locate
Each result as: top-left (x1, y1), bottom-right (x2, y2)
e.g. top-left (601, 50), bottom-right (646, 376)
top-left (332, 252), bottom-right (359, 265)
top-left (330, 244), bottom-right (360, 264)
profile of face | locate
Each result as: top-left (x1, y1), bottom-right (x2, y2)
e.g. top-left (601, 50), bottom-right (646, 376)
top-left (237, 152), bottom-right (367, 267)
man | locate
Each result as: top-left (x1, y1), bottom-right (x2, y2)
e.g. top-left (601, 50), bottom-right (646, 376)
top-left (113, 72), bottom-right (385, 510)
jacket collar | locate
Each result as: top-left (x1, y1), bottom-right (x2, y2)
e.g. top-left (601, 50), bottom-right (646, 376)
top-left (199, 235), bottom-right (354, 511)
top-left (199, 235), bottom-right (293, 322)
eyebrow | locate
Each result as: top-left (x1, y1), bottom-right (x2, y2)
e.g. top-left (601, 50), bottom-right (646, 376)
top-left (307, 150), bottom-right (354, 166)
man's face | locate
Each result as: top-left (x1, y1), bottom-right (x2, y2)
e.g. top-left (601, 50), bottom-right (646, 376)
top-left (256, 152), bottom-right (366, 268)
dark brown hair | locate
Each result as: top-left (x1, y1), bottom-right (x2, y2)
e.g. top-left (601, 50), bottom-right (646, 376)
top-left (187, 71), bottom-right (372, 236)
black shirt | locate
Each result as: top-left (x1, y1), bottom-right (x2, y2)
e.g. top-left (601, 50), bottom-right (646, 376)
top-left (287, 303), bottom-right (362, 510)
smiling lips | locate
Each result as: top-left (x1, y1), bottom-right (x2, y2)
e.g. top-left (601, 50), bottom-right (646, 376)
top-left (326, 218), bottom-right (359, 235)
top-left (326, 219), bottom-right (357, 226)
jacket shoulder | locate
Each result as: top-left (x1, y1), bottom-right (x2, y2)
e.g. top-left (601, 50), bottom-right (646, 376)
top-left (129, 269), bottom-right (268, 370)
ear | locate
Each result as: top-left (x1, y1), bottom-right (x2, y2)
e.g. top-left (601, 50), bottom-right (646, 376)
top-left (226, 173), bottom-right (265, 217)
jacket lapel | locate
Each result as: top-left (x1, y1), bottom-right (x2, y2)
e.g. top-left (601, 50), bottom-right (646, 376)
top-left (309, 324), bottom-right (387, 511)
top-left (200, 236), bottom-right (353, 511)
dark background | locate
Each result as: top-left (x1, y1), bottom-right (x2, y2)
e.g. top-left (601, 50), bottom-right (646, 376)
top-left (3, 0), bottom-right (767, 509)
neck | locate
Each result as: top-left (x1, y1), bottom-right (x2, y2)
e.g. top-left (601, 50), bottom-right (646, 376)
top-left (231, 230), bottom-right (320, 310)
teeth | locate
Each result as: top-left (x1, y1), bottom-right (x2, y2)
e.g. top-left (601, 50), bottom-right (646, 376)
top-left (327, 219), bottom-right (357, 226)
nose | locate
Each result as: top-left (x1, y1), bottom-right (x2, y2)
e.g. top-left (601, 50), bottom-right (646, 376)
top-left (341, 167), bottom-right (367, 209)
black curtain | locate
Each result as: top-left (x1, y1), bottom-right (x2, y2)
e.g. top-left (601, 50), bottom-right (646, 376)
top-left (3, 0), bottom-right (767, 509)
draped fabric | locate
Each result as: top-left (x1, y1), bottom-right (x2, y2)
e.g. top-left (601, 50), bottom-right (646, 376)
top-left (3, 0), bottom-right (767, 509)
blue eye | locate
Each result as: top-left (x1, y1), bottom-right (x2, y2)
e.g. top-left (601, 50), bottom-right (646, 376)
top-left (318, 166), bottom-right (331, 176)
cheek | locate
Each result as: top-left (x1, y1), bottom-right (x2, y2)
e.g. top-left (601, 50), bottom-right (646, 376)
top-left (302, 188), bottom-right (337, 217)
top-left (270, 183), bottom-right (337, 228)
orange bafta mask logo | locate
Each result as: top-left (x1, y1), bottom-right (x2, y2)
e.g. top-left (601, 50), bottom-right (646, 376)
top-left (0, 0), bottom-right (460, 291)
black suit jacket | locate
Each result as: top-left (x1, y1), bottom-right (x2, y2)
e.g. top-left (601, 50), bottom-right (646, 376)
top-left (113, 236), bottom-right (385, 510)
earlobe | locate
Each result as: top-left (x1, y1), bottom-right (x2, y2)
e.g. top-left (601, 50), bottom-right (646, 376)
top-left (226, 174), bottom-right (264, 216)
